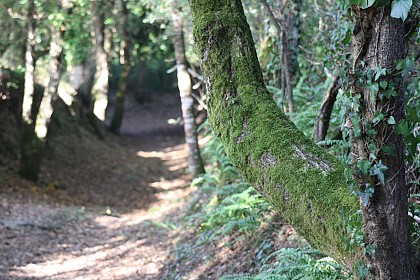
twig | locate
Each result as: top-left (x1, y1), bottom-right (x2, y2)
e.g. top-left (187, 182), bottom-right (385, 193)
top-left (7, 8), bottom-right (25, 20)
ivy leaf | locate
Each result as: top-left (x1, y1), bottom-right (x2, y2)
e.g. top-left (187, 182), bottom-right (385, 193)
top-left (391, 0), bottom-right (412, 22)
top-left (387, 116), bottom-right (396, 125)
top-left (379, 80), bottom-right (388, 89)
top-left (406, 107), bottom-right (419, 123)
top-left (370, 161), bottom-right (388, 184)
top-left (374, 67), bottom-right (387, 81)
top-left (359, 184), bottom-right (375, 207)
top-left (394, 120), bottom-right (410, 136)
top-left (357, 160), bottom-right (371, 175)
top-left (372, 111), bottom-right (384, 123)
top-left (384, 89), bottom-right (398, 98)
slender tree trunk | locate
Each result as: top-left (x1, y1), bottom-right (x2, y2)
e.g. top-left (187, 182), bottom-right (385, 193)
top-left (312, 76), bottom-right (339, 143)
top-left (109, 0), bottom-right (129, 134)
top-left (260, 0), bottom-right (294, 113)
top-left (20, 0), bottom-right (41, 181)
top-left (136, 59), bottom-right (146, 103)
top-left (350, 6), bottom-right (419, 279)
top-left (72, 61), bottom-right (104, 138)
top-left (22, 0), bottom-right (36, 124)
top-left (189, 0), bottom-right (358, 265)
top-left (289, 0), bottom-right (301, 76)
top-left (172, 3), bottom-right (205, 178)
top-left (36, 21), bottom-right (64, 138)
top-left (282, 40), bottom-right (294, 113)
top-left (91, 1), bottom-right (109, 122)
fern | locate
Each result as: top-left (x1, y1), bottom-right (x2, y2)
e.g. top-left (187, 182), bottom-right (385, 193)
top-left (316, 139), bottom-right (345, 146)
top-left (187, 121), bottom-right (271, 240)
top-left (221, 248), bottom-right (350, 280)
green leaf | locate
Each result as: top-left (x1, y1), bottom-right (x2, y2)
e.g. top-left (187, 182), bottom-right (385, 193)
top-left (379, 80), bottom-right (388, 89)
top-left (394, 120), bottom-right (410, 136)
top-left (391, 0), bottom-right (412, 21)
top-left (359, 184), bottom-right (374, 207)
top-left (357, 160), bottom-right (371, 175)
top-left (374, 67), bottom-right (387, 81)
top-left (387, 116), bottom-right (396, 124)
top-left (370, 161), bottom-right (388, 184)
top-left (366, 129), bottom-right (377, 136)
top-left (406, 107), bottom-right (419, 123)
top-left (384, 89), bottom-right (398, 98)
top-left (372, 112), bottom-right (384, 123)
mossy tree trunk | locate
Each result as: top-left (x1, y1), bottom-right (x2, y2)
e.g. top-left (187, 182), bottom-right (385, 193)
top-left (172, 2), bottom-right (205, 178)
top-left (20, 0), bottom-right (41, 181)
top-left (109, 0), bottom-right (129, 134)
top-left (350, 6), bottom-right (419, 279)
top-left (189, 0), bottom-right (358, 266)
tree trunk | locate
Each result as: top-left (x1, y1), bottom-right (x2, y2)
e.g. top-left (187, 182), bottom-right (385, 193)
top-left (91, 1), bottom-right (109, 122)
top-left (260, 0), bottom-right (295, 113)
top-left (109, 0), bottom-right (129, 134)
top-left (189, 0), bottom-right (359, 265)
top-left (172, 3), bottom-right (205, 178)
top-left (20, 0), bottom-right (41, 181)
top-left (36, 21), bottom-right (64, 138)
top-left (312, 76), bottom-right (339, 143)
top-left (350, 6), bottom-right (419, 279)
top-left (282, 41), bottom-right (294, 113)
top-left (22, 0), bottom-right (36, 125)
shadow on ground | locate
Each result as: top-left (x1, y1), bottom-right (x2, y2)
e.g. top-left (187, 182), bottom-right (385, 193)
top-left (0, 92), bottom-right (196, 279)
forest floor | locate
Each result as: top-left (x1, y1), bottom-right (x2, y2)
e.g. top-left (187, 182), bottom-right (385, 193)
top-left (0, 92), bottom-right (298, 279)
top-left (0, 92), bottom-right (190, 279)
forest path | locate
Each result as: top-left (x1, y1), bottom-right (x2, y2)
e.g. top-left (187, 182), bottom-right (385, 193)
top-left (0, 92), bottom-right (195, 279)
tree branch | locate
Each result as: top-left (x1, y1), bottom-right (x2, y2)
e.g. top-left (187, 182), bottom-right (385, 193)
top-left (312, 76), bottom-right (340, 143)
top-left (189, 0), bottom-right (359, 266)
top-left (259, 0), bottom-right (284, 34)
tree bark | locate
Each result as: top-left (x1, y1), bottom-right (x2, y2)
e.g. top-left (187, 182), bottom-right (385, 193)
top-left (350, 6), bottom-right (419, 279)
top-left (109, 0), bottom-right (129, 134)
top-left (36, 16), bottom-right (65, 139)
top-left (91, 1), bottom-right (110, 122)
top-left (189, 0), bottom-right (358, 265)
top-left (22, 0), bottom-right (36, 124)
top-left (172, 3), bottom-right (205, 178)
top-left (312, 76), bottom-right (339, 143)
top-left (20, 0), bottom-right (41, 181)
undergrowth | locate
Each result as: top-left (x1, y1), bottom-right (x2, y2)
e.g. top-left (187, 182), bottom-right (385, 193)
top-left (187, 121), bottom-right (271, 241)
top-left (220, 247), bottom-right (349, 280)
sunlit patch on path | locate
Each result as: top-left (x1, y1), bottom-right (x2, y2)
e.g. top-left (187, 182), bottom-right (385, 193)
top-left (0, 90), bottom-right (198, 279)
top-left (1, 137), bottom-right (192, 280)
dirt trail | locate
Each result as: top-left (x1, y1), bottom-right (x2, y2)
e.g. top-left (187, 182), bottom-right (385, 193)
top-left (0, 92), bottom-right (194, 279)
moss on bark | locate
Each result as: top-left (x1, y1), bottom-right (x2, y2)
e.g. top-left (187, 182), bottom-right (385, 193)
top-left (189, 0), bottom-right (359, 265)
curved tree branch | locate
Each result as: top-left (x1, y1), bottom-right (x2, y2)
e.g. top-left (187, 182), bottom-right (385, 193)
top-left (189, 0), bottom-right (359, 266)
top-left (312, 75), bottom-right (340, 143)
